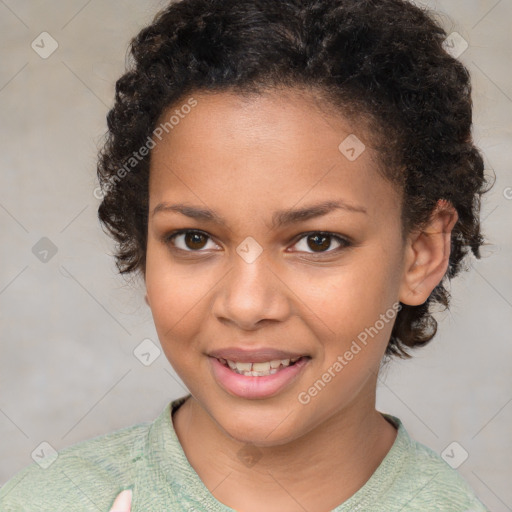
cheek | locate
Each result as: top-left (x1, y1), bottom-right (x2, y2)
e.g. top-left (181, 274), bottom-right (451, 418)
top-left (145, 244), bottom-right (202, 346)
top-left (289, 260), bottom-right (396, 338)
top-left (283, 249), bottom-right (401, 372)
top-left (145, 266), bottom-right (203, 380)
top-left (146, 241), bottom-right (206, 321)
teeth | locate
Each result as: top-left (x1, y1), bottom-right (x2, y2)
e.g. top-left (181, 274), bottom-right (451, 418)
top-left (252, 362), bottom-right (270, 372)
top-left (220, 356), bottom-right (303, 376)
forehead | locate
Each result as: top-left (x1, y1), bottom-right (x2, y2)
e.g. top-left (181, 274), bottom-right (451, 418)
top-left (148, 89), bottom-right (400, 224)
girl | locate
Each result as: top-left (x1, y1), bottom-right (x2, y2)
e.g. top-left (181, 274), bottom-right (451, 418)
top-left (0, 0), bottom-right (492, 510)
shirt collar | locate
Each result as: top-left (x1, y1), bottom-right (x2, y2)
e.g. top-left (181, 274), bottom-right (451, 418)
top-left (145, 395), bottom-right (414, 511)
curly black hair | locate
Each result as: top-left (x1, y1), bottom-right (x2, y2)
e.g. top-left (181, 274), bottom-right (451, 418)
top-left (96, 0), bottom-right (493, 359)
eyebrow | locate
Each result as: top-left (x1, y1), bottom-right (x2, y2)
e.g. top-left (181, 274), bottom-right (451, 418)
top-left (152, 199), bottom-right (367, 230)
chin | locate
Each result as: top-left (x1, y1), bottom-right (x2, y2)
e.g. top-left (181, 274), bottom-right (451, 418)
top-left (213, 407), bottom-right (306, 448)
top-left (228, 426), bottom-right (298, 447)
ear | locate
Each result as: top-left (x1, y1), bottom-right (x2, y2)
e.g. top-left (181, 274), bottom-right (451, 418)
top-left (399, 199), bottom-right (459, 306)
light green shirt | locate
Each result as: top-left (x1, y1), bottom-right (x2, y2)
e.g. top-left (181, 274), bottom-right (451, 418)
top-left (0, 395), bottom-right (489, 511)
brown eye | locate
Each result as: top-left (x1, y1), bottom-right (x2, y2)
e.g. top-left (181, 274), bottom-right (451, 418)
top-left (292, 232), bottom-right (351, 254)
top-left (165, 230), bottom-right (218, 252)
top-left (184, 232), bottom-right (208, 250)
top-left (307, 234), bottom-right (331, 252)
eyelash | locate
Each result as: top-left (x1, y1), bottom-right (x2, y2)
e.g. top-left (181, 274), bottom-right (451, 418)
top-left (163, 229), bottom-right (352, 256)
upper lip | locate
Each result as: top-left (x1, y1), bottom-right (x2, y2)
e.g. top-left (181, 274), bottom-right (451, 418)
top-left (208, 347), bottom-right (308, 363)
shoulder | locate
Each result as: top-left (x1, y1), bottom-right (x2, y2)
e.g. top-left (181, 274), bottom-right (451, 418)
top-left (0, 420), bottom-right (150, 512)
top-left (403, 439), bottom-right (488, 511)
top-left (381, 414), bottom-right (489, 512)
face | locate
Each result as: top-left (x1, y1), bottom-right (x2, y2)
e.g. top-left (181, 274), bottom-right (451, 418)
top-left (145, 88), bottom-right (408, 446)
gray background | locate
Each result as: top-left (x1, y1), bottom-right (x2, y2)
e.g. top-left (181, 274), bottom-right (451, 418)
top-left (0, 0), bottom-right (511, 510)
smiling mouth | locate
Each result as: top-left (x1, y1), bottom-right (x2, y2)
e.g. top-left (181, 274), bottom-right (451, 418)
top-left (215, 356), bottom-right (309, 377)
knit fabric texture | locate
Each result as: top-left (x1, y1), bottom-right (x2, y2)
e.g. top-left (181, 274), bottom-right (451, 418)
top-left (0, 395), bottom-right (489, 511)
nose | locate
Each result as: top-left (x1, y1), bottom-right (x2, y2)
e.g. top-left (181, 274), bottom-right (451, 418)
top-left (211, 248), bottom-right (291, 330)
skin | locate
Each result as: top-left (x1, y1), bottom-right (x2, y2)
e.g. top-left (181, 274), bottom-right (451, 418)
top-left (109, 87), bottom-right (458, 512)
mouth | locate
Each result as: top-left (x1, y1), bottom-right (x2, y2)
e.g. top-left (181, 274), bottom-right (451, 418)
top-left (215, 356), bottom-right (307, 377)
top-left (209, 354), bottom-right (311, 399)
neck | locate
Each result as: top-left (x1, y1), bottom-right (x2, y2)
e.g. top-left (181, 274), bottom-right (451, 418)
top-left (172, 393), bottom-right (397, 512)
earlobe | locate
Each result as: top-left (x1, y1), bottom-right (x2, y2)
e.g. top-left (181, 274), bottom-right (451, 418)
top-left (399, 199), bottom-right (459, 306)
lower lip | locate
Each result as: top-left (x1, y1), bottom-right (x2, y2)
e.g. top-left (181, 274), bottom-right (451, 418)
top-left (209, 356), bottom-right (310, 399)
